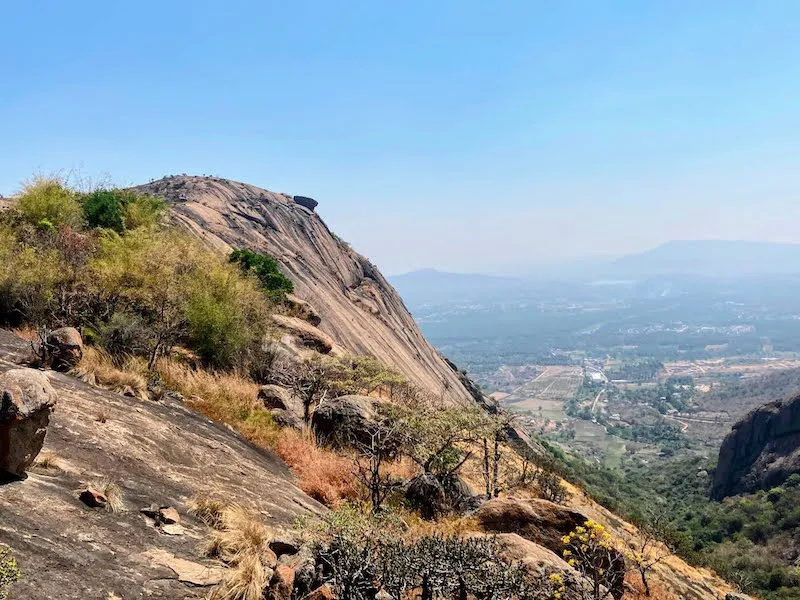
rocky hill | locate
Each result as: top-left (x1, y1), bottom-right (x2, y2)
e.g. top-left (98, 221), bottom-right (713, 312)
top-left (132, 176), bottom-right (472, 406)
top-left (711, 392), bottom-right (800, 499)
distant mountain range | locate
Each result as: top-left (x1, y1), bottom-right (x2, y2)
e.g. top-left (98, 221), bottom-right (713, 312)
top-left (612, 240), bottom-right (800, 278)
top-left (391, 241), bottom-right (800, 307)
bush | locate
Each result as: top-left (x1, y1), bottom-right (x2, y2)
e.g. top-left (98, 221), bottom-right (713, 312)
top-left (315, 509), bottom-right (551, 600)
top-left (16, 176), bottom-right (82, 228)
top-left (184, 261), bottom-right (271, 370)
top-left (229, 248), bottom-right (293, 301)
top-left (82, 189), bottom-right (125, 231)
top-left (82, 189), bottom-right (165, 232)
top-left (0, 545), bottom-right (20, 600)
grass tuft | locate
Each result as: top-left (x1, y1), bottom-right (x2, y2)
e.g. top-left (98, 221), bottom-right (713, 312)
top-left (79, 477), bottom-right (124, 513)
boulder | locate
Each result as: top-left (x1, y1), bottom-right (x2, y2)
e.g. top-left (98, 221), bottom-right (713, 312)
top-left (475, 497), bottom-right (626, 599)
top-left (311, 395), bottom-right (380, 448)
top-left (278, 547), bottom-right (320, 599)
top-left (272, 314), bottom-right (334, 354)
top-left (0, 368), bottom-right (58, 477)
top-left (293, 196), bottom-right (318, 212)
top-left (285, 293), bottom-right (322, 326)
top-left (440, 472), bottom-right (486, 514)
top-left (269, 564), bottom-right (295, 600)
top-left (46, 327), bottom-right (83, 372)
top-left (405, 473), bottom-right (447, 520)
top-left (259, 384), bottom-right (302, 417)
top-left (270, 408), bottom-right (303, 430)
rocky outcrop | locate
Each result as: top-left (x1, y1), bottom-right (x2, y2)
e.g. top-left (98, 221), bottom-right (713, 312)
top-left (0, 368), bottom-right (58, 477)
top-left (311, 395), bottom-right (380, 448)
top-left (46, 327), bottom-right (83, 372)
top-left (712, 392), bottom-right (800, 500)
top-left (272, 314), bottom-right (337, 355)
top-left (475, 497), bottom-right (626, 599)
top-left (132, 176), bottom-right (472, 405)
top-left (0, 329), bottom-right (324, 598)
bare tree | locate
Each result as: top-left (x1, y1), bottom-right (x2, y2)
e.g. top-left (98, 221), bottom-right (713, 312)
top-left (627, 507), bottom-right (673, 596)
top-left (352, 421), bottom-right (405, 513)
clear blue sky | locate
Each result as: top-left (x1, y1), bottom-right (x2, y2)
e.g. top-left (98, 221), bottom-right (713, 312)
top-left (3, 1), bottom-right (800, 274)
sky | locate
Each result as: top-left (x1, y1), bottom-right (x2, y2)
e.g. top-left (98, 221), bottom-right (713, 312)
top-left (2, 1), bottom-right (800, 275)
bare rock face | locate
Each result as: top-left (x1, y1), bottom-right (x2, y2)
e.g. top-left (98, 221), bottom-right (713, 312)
top-left (284, 293), bottom-right (322, 326)
top-left (712, 393), bottom-right (800, 500)
top-left (46, 327), bottom-right (83, 372)
top-left (132, 176), bottom-right (472, 405)
top-left (0, 368), bottom-right (57, 477)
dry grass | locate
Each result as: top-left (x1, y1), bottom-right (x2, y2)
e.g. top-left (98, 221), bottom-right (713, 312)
top-left (203, 505), bottom-right (273, 563)
top-left (198, 504), bottom-right (274, 600)
top-left (275, 427), bottom-right (359, 507)
top-left (209, 552), bottom-right (270, 600)
top-left (188, 495), bottom-right (227, 529)
top-left (74, 347), bottom-right (148, 399)
top-left (79, 477), bottom-right (124, 513)
top-left (32, 452), bottom-right (61, 470)
top-left (622, 573), bottom-right (679, 599)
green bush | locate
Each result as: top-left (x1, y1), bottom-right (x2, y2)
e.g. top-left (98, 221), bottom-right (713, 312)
top-left (17, 176), bottom-right (82, 228)
top-left (82, 189), bottom-right (165, 232)
top-left (229, 248), bottom-right (294, 301)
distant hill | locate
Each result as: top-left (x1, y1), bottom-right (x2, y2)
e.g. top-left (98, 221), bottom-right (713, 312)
top-left (612, 240), bottom-right (800, 278)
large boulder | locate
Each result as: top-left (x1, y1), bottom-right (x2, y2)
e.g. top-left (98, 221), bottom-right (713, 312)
top-left (47, 327), bottom-right (83, 372)
top-left (405, 473), bottom-right (447, 520)
top-left (440, 472), bottom-right (487, 514)
top-left (259, 384), bottom-right (303, 417)
top-left (0, 368), bottom-right (58, 477)
top-left (311, 395), bottom-right (380, 448)
top-left (475, 498), bottom-right (625, 599)
top-left (712, 393), bottom-right (800, 499)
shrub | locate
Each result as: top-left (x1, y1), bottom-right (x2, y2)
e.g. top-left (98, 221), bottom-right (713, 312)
top-left (229, 248), bottom-right (294, 301)
top-left (184, 260), bottom-right (271, 369)
top-left (0, 546), bottom-right (20, 600)
top-left (82, 189), bottom-right (126, 231)
top-left (16, 176), bottom-right (82, 228)
top-left (315, 510), bottom-right (549, 600)
top-left (82, 188), bottom-right (165, 232)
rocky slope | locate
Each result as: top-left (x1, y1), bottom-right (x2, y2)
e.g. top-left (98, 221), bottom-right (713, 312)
top-left (711, 392), bottom-right (800, 499)
top-left (132, 176), bottom-right (472, 406)
top-left (0, 330), bottom-right (324, 599)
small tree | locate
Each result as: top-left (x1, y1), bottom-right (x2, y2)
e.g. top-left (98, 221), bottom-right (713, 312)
top-left (562, 519), bottom-right (625, 600)
top-left (626, 508), bottom-right (672, 597)
top-left (392, 405), bottom-right (485, 476)
top-left (352, 421), bottom-right (405, 513)
top-left (272, 355), bottom-right (330, 422)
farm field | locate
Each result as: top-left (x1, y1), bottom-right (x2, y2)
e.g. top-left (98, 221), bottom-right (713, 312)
top-left (502, 365), bottom-right (583, 421)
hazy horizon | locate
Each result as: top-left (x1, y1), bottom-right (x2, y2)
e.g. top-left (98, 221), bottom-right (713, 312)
top-left (4, 2), bottom-right (800, 274)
